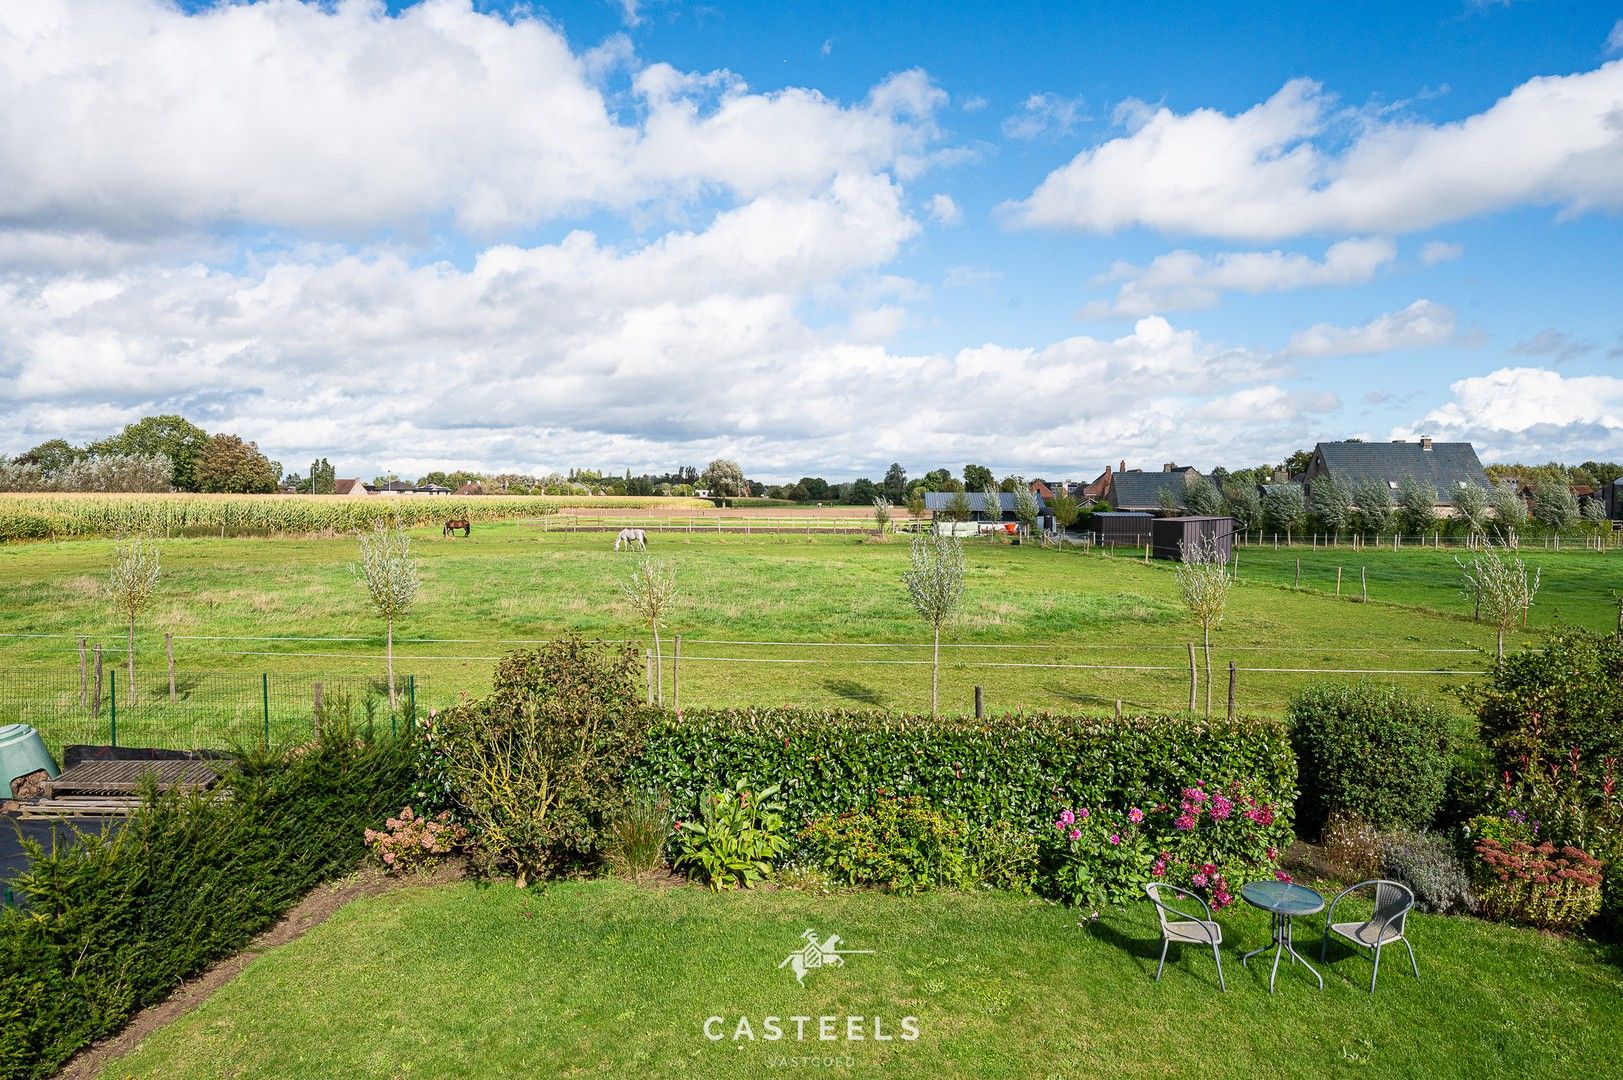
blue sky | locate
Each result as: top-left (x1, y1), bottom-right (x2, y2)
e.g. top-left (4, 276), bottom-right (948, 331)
top-left (2, 0), bottom-right (1621, 481)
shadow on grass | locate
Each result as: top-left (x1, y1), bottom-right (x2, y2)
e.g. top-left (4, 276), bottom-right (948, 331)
top-left (821, 678), bottom-right (884, 706)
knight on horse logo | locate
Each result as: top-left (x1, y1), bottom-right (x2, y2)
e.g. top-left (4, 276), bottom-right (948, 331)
top-left (777, 928), bottom-right (873, 987)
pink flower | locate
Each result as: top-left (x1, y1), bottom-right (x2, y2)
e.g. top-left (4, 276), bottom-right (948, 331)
top-left (382, 851), bottom-right (396, 865)
top-left (1174, 812), bottom-right (1197, 831)
top-left (1057, 809), bottom-right (1075, 826)
top-left (1191, 872), bottom-right (1208, 887)
top-left (1210, 795), bottom-right (1233, 820)
top-left (1128, 807), bottom-right (1144, 824)
top-left (1109, 833), bottom-right (1122, 845)
top-left (1275, 870), bottom-right (1293, 883)
top-left (1078, 808), bottom-right (1091, 820)
top-left (1068, 828), bottom-right (1082, 841)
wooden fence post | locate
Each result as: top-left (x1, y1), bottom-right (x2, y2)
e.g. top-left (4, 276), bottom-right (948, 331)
top-left (166, 633), bottom-right (176, 702)
top-left (91, 644), bottom-right (103, 717)
top-left (1114, 699), bottom-right (1123, 720)
top-left (1187, 643), bottom-right (1197, 713)
top-left (673, 636), bottom-right (682, 711)
top-left (1361, 566), bottom-right (1368, 603)
top-left (974, 685), bottom-right (984, 720)
top-left (1295, 558), bottom-right (1301, 588)
top-left (1336, 567), bottom-right (1342, 596)
top-left (1227, 662), bottom-right (1237, 720)
top-left (78, 637), bottom-right (88, 706)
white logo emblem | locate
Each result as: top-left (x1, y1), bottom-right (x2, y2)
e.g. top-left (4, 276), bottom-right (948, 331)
top-left (777, 928), bottom-right (873, 986)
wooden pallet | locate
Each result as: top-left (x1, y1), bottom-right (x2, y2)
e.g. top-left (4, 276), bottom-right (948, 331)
top-left (41, 759), bottom-right (219, 799)
top-left (17, 792), bottom-right (232, 819)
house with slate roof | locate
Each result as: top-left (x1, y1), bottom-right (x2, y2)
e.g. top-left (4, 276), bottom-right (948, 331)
top-left (1107, 463), bottom-right (1208, 513)
top-left (1299, 438), bottom-right (1490, 511)
top-left (922, 491), bottom-right (1050, 528)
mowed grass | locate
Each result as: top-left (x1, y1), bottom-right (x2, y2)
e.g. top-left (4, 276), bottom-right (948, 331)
top-left (1, 524), bottom-right (1605, 732)
top-left (98, 879), bottom-right (1623, 1080)
top-left (1231, 543), bottom-right (1623, 634)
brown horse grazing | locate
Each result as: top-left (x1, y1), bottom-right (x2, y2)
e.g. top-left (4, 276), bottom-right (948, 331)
top-left (442, 518), bottom-right (471, 538)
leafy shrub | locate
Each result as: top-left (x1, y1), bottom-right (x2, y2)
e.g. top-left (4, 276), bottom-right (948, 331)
top-left (968, 820), bottom-right (1040, 894)
top-left (629, 708), bottom-right (1295, 842)
top-left (364, 806), bottom-right (465, 874)
top-left (1472, 837), bottom-right (1603, 930)
top-left (1045, 805), bottom-right (1154, 911)
top-left (1289, 682), bottom-right (1452, 835)
top-left (1042, 780), bottom-right (1289, 913)
top-left (604, 791), bottom-right (672, 880)
top-left (799, 797), bottom-right (969, 893)
top-left (670, 780), bottom-right (790, 890)
top-left (1380, 831), bottom-right (1475, 914)
top-left (428, 639), bottom-right (655, 885)
top-left (0, 730), bottom-right (413, 1080)
top-left (1467, 630), bottom-right (1623, 791)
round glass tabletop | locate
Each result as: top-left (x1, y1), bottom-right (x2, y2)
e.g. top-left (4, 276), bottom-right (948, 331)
top-left (1240, 880), bottom-right (1325, 916)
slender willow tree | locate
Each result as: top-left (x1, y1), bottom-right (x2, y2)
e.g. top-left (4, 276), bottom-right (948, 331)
top-left (903, 531), bottom-right (966, 717)
top-left (355, 522), bottom-right (420, 710)
top-left (1175, 534), bottom-right (1233, 716)
top-left (623, 554), bottom-right (679, 703)
top-left (107, 539), bottom-right (161, 702)
top-left (1456, 544), bottom-right (1542, 659)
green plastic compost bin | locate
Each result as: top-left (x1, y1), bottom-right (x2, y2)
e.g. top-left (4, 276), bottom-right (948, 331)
top-left (0, 724), bottom-right (59, 796)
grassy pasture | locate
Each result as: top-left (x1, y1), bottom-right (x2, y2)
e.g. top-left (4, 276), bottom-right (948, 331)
top-left (96, 879), bottom-right (1623, 1080)
top-left (5, 523), bottom-right (1609, 752)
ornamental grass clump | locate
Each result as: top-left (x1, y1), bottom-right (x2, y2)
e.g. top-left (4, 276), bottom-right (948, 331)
top-left (364, 806), bottom-right (466, 874)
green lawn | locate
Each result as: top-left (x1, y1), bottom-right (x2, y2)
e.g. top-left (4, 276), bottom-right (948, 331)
top-left (1231, 543), bottom-right (1623, 633)
top-left (2, 525), bottom-right (1611, 752)
top-left (98, 879), bottom-right (1622, 1079)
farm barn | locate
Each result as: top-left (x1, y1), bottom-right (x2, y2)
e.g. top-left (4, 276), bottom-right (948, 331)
top-left (1151, 516), bottom-right (1235, 562)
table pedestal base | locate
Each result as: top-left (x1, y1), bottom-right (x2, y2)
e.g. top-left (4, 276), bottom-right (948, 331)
top-left (1241, 911), bottom-right (1323, 992)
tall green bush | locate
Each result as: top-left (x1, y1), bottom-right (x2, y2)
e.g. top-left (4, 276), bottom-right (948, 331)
top-left (428, 639), bottom-right (655, 885)
top-left (1466, 630), bottom-right (1623, 786)
top-left (0, 730), bottom-right (413, 1080)
top-left (627, 708), bottom-right (1295, 842)
top-left (1288, 682), bottom-right (1453, 836)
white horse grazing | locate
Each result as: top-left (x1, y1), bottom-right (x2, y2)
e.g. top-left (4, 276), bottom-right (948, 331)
top-left (614, 528), bottom-right (648, 551)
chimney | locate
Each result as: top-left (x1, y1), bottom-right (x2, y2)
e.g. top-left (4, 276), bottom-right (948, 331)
top-left (1104, 464), bottom-right (1112, 476)
top-left (1119, 460), bottom-right (1126, 473)
top-left (1421, 436), bottom-right (1433, 451)
top-left (1162, 462), bottom-right (1174, 473)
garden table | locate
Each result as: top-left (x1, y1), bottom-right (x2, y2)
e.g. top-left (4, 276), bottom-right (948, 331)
top-left (1239, 880), bottom-right (1325, 993)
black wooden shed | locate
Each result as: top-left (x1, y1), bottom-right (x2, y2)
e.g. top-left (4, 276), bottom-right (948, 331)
top-left (1151, 516), bottom-right (1235, 562)
top-left (1093, 511), bottom-right (1155, 547)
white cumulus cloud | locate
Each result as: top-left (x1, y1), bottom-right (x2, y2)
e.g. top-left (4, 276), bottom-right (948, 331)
top-left (1083, 237), bottom-right (1396, 317)
top-left (1005, 61), bottom-right (1623, 239)
top-left (1281, 300), bottom-right (1460, 358)
top-left (1396, 367), bottom-right (1623, 461)
top-left (1001, 92), bottom-right (1087, 140)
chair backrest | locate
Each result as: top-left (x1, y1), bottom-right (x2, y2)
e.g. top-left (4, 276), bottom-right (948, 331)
top-left (1145, 882), bottom-right (1207, 931)
top-left (1370, 880), bottom-right (1414, 936)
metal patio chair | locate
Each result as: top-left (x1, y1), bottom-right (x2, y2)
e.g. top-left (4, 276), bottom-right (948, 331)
top-left (1145, 882), bottom-right (1226, 991)
top-left (1320, 879), bottom-right (1418, 993)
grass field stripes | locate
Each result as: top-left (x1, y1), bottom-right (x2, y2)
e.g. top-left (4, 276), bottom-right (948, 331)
top-left (0, 669), bottom-right (425, 759)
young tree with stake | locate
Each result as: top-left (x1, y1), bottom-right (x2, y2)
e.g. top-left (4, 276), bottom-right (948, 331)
top-left (1175, 534), bottom-right (1232, 717)
top-left (903, 531), bottom-right (966, 717)
top-left (871, 496), bottom-right (894, 539)
top-left (623, 554), bottom-right (679, 703)
top-left (355, 522), bottom-right (420, 711)
top-left (1457, 544), bottom-right (1542, 659)
top-left (108, 539), bottom-right (160, 702)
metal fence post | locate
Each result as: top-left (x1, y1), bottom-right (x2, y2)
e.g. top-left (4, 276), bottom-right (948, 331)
top-left (109, 669), bottom-right (117, 747)
top-left (1227, 662), bottom-right (1237, 721)
top-left (262, 672), bottom-right (270, 749)
top-left (407, 674), bottom-right (416, 724)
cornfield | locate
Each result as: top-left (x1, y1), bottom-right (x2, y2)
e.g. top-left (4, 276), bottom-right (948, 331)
top-left (0, 492), bottom-right (710, 542)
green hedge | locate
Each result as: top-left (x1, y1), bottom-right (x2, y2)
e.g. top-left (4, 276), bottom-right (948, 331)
top-left (0, 731), bottom-right (414, 1080)
top-left (628, 708), bottom-right (1296, 840)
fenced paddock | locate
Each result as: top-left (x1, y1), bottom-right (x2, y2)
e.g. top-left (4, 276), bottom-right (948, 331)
top-left (0, 631), bottom-right (1495, 758)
